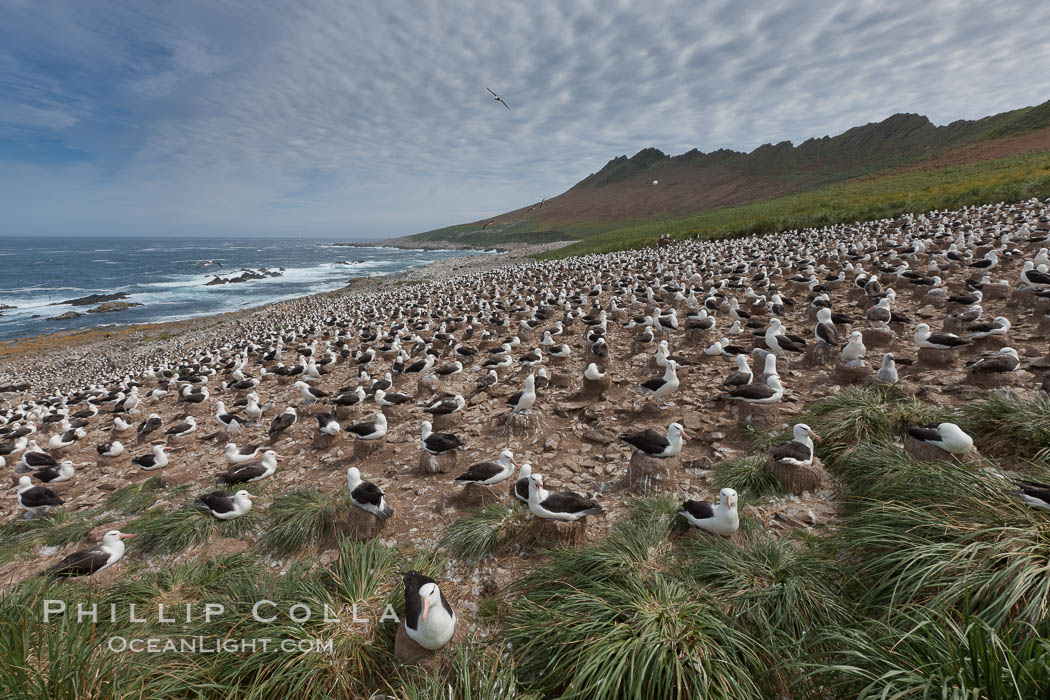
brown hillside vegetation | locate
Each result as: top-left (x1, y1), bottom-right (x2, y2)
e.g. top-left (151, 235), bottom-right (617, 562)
top-left (442, 101), bottom-right (1050, 232)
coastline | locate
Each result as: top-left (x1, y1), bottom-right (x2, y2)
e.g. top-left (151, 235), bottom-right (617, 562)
top-left (333, 236), bottom-right (575, 253)
top-left (0, 241), bottom-right (572, 390)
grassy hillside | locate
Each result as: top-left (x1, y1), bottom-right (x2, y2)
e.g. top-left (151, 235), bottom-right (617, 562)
top-left (404, 99), bottom-right (1050, 255)
top-left (409, 150), bottom-right (1050, 257)
top-left (540, 150), bottom-right (1050, 258)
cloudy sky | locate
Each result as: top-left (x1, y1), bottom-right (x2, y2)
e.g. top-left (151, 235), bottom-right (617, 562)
top-left (2, 0), bottom-right (1049, 239)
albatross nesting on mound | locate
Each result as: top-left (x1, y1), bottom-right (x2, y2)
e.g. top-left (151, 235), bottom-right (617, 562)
top-left (914, 323), bottom-right (968, 350)
top-left (346, 466), bottom-right (393, 519)
top-left (224, 442), bottom-right (262, 464)
top-left (527, 473), bottom-right (602, 521)
top-left (907, 422), bottom-right (974, 455)
top-left (346, 413), bottom-right (388, 441)
top-left (420, 421), bottom-right (465, 455)
top-left (219, 450), bottom-right (279, 484)
top-left (770, 423), bottom-right (821, 467)
top-left (32, 459), bottom-right (77, 483)
top-left (402, 570), bottom-right (456, 650)
top-left (455, 448), bottom-right (516, 485)
top-left (619, 422), bottom-right (689, 458)
top-left (17, 475), bottom-right (64, 517)
top-left (132, 444), bottom-right (171, 471)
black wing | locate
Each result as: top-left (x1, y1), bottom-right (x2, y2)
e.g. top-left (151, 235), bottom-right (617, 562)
top-left (1017, 480), bottom-right (1050, 502)
top-left (542, 491), bottom-right (601, 514)
top-left (32, 467), bottom-right (61, 483)
top-left (681, 499), bottom-right (715, 520)
top-left (21, 486), bottom-right (64, 507)
top-left (194, 491), bottom-right (234, 513)
top-left (219, 463), bottom-right (265, 484)
top-left (351, 481), bottom-right (385, 507)
top-left (770, 440), bottom-right (811, 463)
top-left (47, 546), bottom-right (110, 577)
top-left (403, 570), bottom-right (437, 631)
top-left (639, 378), bottom-right (666, 392)
top-left (456, 461), bottom-right (501, 482)
top-left (620, 429), bottom-right (669, 454)
top-left (24, 452), bottom-right (57, 467)
top-left (907, 424), bottom-right (942, 442)
top-left (269, 414), bottom-right (294, 434)
top-left (347, 421), bottom-right (377, 436)
top-left (728, 384), bottom-right (775, 400)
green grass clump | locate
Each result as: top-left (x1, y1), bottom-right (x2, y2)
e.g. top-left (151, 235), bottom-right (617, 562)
top-left (960, 391), bottom-right (1050, 460)
top-left (806, 385), bottom-right (946, 466)
top-left (126, 505), bottom-right (219, 554)
top-left (835, 456), bottom-right (1050, 629)
top-left (808, 611), bottom-right (1050, 699)
top-left (391, 639), bottom-right (534, 699)
top-left (259, 487), bottom-right (347, 556)
top-left (712, 455), bottom-right (782, 499)
top-left (679, 531), bottom-right (850, 642)
top-left (0, 578), bottom-right (185, 699)
top-left (103, 476), bottom-right (166, 515)
top-left (506, 564), bottom-right (764, 699)
top-left (125, 505), bottom-right (211, 554)
top-left (0, 510), bottom-right (106, 566)
top-left (439, 501), bottom-right (530, 561)
top-left (501, 504), bottom-right (775, 698)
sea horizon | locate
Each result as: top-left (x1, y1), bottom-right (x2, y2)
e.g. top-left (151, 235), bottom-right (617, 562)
top-left (0, 236), bottom-right (481, 341)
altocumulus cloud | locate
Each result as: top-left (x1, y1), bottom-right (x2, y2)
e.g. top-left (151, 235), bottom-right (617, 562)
top-left (1, 0), bottom-right (1049, 238)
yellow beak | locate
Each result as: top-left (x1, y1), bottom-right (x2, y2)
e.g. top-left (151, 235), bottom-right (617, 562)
top-left (422, 596), bottom-right (431, 623)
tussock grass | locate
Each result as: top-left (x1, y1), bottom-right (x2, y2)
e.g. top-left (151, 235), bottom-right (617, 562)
top-left (808, 611), bottom-right (1050, 699)
top-left (103, 476), bottom-right (165, 515)
top-left (739, 422), bottom-right (792, 452)
top-left (678, 530), bottom-right (850, 642)
top-left (0, 510), bottom-right (105, 566)
top-left (125, 500), bottom-right (261, 556)
top-left (439, 501), bottom-right (530, 561)
top-left (712, 455), bottom-right (782, 499)
top-left (501, 503), bottom-right (774, 698)
top-left (259, 487), bottom-right (347, 556)
top-left (0, 577), bottom-right (184, 699)
top-left (391, 639), bottom-right (536, 700)
top-left (960, 391), bottom-right (1050, 460)
top-left (126, 505), bottom-right (216, 554)
top-left (807, 385), bottom-right (946, 466)
top-left (321, 538), bottom-right (400, 605)
top-left (835, 456), bottom-right (1050, 629)
top-left (506, 556), bottom-right (765, 698)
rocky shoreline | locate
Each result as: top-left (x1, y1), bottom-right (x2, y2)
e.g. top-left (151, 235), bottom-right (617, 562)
top-left (331, 235), bottom-right (557, 252)
top-left (0, 242), bottom-right (569, 391)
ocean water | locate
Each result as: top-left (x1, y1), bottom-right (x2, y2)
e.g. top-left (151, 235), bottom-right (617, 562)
top-left (0, 237), bottom-right (480, 341)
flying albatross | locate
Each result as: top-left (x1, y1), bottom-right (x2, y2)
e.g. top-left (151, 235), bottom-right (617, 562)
top-left (486, 87), bottom-right (510, 109)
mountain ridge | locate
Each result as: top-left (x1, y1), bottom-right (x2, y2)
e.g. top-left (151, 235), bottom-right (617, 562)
top-left (398, 99), bottom-right (1050, 250)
